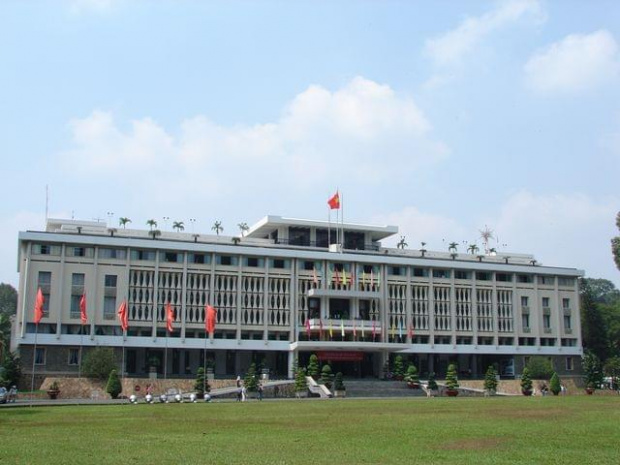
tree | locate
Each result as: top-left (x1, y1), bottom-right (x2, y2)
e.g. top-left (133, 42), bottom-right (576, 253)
top-left (483, 365), bottom-right (498, 394)
top-left (307, 354), bottom-right (320, 379)
top-left (404, 364), bottom-right (420, 387)
top-left (0, 283), bottom-right (18, 316)
top-left (0, 313), bottom-right (12, 361)
top-left (238, 222), bottom-right (249, 236)
top-left (194, 367), bottom-right (210, 398)
top-left (427, 372), bottom-right (438, 391)
top-left (118, 217), bottom-right (131, 229)
top-left (146, 219), bottom-right (157, 230)
top-left (612, 211), bottom-right (620, 271)
top-left (320, 363), bottom-right (333, 389)
top-left (334, 372), bottom-right (345, 391)
top-left (445, 363), bottom-right (459, 391)
top-left (244, 363), bottom-right (259, 392)
top-left (581, 278), bottom-right (620, 305)
top-left (582, 350), bottom-right (603, 390)
top-left (396, 236), bottom-right (408, 249)
top-left (392, 355), bottom-right (405, 380)
top-left (149, 229), bottom-right (162, 240)
top-left (525, 357), bottom-right (554, 379)
top-left (106, 369), bottom-right (122, 399)
top-left (172, 221), bottom-right (185, 232)
top-left (603, 356), bottom-right (620, 389)
top-left (448, 242), bottom-right (458, 253)
top-left (467, 244), bottom-right (479, 255)
top-left (0, 351), bottom-right (22, 387)
top-left (212, 221), bottom-right (223, 236)
top-left (520, 367), bottom-right (533, 394)
top-left (82, 347), bottom-right (117, 380)
top-left (580, 281), bottom-right (610, 361)
top-left (549, 372), bottom-right (561, 395)
top-left (294, 366), bottom-right (307, 393)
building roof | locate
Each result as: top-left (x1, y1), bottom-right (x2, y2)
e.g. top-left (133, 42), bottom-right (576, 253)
top-left (245, 215), bottom-right (399, 242)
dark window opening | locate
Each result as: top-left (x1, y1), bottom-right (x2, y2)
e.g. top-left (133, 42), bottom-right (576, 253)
top-left (329, 298), bottom-right (350, 319)
top-left (289, 227), bottom-right (311, 246)
top-left (344, 231), bottom-right (365, 250)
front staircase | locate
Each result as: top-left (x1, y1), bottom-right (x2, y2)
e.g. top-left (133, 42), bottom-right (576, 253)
top-left (344, 379), bottom-right (427, 398)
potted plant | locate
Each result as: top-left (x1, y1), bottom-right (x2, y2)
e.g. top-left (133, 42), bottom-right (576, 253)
top-left (320, 363), bottom-right (333, 390)
top-left (549, 372), bottom-right (561, 396)
top-left (294, 367), bottom-right (308, 398)
top-left (194, 367), bottom-right (210, 399)
top-left (444, 363), bottom-right (459, 396)
top-left (106, 369), bottom-right (122, 399)
top-left (333, 372), bottom-right (346, 397)
top-left (404, 364), bottom-right (420, 389)
top-left (47, 381), bottom-right (60, 400)
top-left (426, 372), bottom-right (438, 397)
top-left (392, 355), bottom-right (405, 381)
top-left (520, 367), bottom-right (533, 396)
top-left (483, 365), bottom-right (498, 396)
top-left (307, 354), bottom-right (320, 380)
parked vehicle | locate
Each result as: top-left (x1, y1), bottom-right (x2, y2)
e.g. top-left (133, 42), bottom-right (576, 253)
top-left (0, 387), bottom-right (8, 404)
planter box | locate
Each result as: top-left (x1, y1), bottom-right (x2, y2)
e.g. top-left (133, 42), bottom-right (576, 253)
top-left (445, 389), bottom-right (459, 397)
top-left (522, 389), bottom-right (533, 396)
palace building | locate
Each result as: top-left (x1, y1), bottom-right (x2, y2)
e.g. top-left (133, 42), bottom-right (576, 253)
top-left (12, 215), bottom-right (583, 380)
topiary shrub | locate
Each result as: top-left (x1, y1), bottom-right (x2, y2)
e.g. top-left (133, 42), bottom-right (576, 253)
top-left (194, 367), bottom-right (210, 398)
top-left (334, 372), bottom-right (345, 391)
top-left (427, 372), bottom-right (438, 391)
top-left (445, 363), bottom-right (459, 391)
top-left (244, 363), bottom-right (259, 392)
top-left (307, 354), bottom-right (320, 380)
top-left (294, 367), bottom-right (307, 394)
top-left (549, 372), bottom-right (561, 396)
top-left (404, 364), bottom-right (420, 388)
top-left (392, 355), bottom-right (405, 380)
top-left (106, 369), bottom-right (122, 399)
top-left (320, 363), bottom-right (333, 389)
top-left (520, 367), bottom-right (533, 395)
top-left (483, 365), bottom-right (498, 394)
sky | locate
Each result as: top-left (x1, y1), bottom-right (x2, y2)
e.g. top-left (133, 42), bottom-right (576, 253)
top-left (1, 0), bottom-right (619, 288)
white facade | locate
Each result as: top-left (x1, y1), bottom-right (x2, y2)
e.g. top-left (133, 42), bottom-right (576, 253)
top-left (13, 215), bottom-right (584, 379)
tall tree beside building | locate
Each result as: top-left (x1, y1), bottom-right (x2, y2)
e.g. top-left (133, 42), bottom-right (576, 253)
top-left (0, 283), bottom-right (17, 316)
top-left (612, 212), bottom-right (620, 271)
top-left (580, 280), bottom-right (610, 362)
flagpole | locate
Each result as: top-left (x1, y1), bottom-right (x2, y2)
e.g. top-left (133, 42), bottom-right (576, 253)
top-left (79, 325), bottom-right (83, 379)
top-left (204, 328), bottom-right (208, 395)
top-left (165, 332), bottom-right (168, 380)
top-left (340, 191), bottom-right (344, 254)
top-left (30, 326), bottom-right (38, 403)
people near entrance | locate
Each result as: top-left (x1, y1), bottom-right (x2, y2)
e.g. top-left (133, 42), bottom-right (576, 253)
top-left (8, 385), bottom-right (17, 403)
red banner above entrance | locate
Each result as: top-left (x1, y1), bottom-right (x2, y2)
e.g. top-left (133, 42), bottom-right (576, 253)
top-left (317, 351), bottom-right (364, 362)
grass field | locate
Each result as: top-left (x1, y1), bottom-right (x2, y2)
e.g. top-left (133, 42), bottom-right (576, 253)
top-left (1, 396), bottom-right (619, 464)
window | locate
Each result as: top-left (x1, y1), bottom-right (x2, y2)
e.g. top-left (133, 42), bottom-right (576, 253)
top-left (161, 252), bottom-right (181, 263)
top-left (389, 266), bottom-right (403, 276)
top-left (521, 296), bottom-right (529, 307)
top-left (476, 272), bottom-right (491, 281)
top-left (412, 268), bottom-right (428, 277)
top-left (33, 244), bottom-right (61, 256)
top-left (271, 259), bottom-right (290, 269)
top-left (522, 314), bottom-right (530, 330)
top-left (543, 314), bottom-right (551, 330)
top-left (131, 250), bottom-right (155, 261)
top-left (68, 348), bottom-right (80, 365)
top-left (454, 270), bottom-right (470, 280)
top-left (496, 273), bottom-right (512, 282)
top-left (35, 348), bottom-right (46, 365)
top-left (564, 315), bottom-right (572, 330)
top-left (562, 298), bottom-right (570, 309)
top-left (189, 253), bottom-right (208, 265)
top-left (542, 297), bottom-right (550, 308)
top-left (289, 227), bottom-right (310, 246)
top-left (433, 269), bottom-right (450, 279)
top-left (246, 257), bottom-right (260, 267)
top-left (566, 357), bottom-right (574, 371)
top-left (104, 275), bottom-right (117, 288)
top-left (98, 248), bottom-right (126, 259)
top-left (538, 276), bottom-right (554, 285)
top-left (73, 247), bottom-right (85, 257)
top-left (302, 261), bottom-right (320, 271)
top-left (558, 277), bottom-right (575, 287)
top-left (218, 255), bottom-right (238, 266)
top-left (72, 273), bottom-right (85, 287)
top-left (517, 274), bottom-right (533, 283)
top-left (103, 296), bottom-right (116, 319)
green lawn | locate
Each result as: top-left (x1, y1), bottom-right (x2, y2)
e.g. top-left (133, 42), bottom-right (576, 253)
top-left (1, 396), bottom-right (619, 464)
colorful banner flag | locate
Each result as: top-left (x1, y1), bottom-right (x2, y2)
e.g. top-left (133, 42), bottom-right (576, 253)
top-left (342, 270), bottom-right (347, 287)
top-left (329, 320), bottom-right (333, 338)
top-left (166, 302), bottom-right (174, 333)
top-left (79, 293), bottom-right (87, 325)
top-left (328, 191), bottom-right (340, 210)
top-left (206, 305), bottom-right (217, 336)
top-left (340, 319), bottom-right (345, 337)
top-left (34, 288), bottom-right (44, 324)
top-left (117, 300), bottom-right (128, 332)
top-left (319, 319), bottom-right (324, 336)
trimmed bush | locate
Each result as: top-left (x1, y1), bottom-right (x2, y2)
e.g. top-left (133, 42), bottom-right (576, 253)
top-left (106, 369), bottom-right (122, 399)
top-left (445, 364), bottom-right (459, 391)
top-left (483, 365), bottom-right (498, 393)
top-left (307, 354), bottom-right (320, 379)
top-left (83, 347), bottom-right (118, 380)
top-left (320, 364), bottom-right (333, 389)
top-left (334, 372), bottom-right (345, 391)
top-left (294, 367), bottom-right (307, 392)
top-left (520, 367), bottom-right (533, 394)
top-left (549, 372), bottom-right (561, 396)
top-left (404, 364), bottom-right (420, 386)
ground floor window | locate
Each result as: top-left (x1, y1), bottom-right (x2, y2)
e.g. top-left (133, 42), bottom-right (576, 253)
top-left (566, 357), bottom-right (573, 371)
top-left (35, 347), bottom-right (46, 365)
top-left (68, 348), bottom-right (80, 365)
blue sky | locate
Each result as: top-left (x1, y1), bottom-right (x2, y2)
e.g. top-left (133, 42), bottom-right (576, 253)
top-left (1, 0), bottom-right (619, 287)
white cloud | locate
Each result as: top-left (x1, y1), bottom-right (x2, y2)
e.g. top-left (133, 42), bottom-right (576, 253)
top-left (425, 0), bottom-right (544, 67)
top-left (61, 77), bottom-right (448, 195)
top-left (524, 30), bottom-right (620, 93)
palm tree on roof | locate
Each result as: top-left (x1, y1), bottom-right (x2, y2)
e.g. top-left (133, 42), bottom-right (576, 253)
top-left (468, 244), bottom-right (479, 255)
top-left (212, 221), bottom-right (223, 236)
top-left (173, 221), bottom-right (185, 232)
top-left (147, 219), bottom-right (157, 231)
top-left (396, 236), bottom-right (408, 249)
top-left (448, 242), bottom-right (458, 253)
top-left (119, 217), bottom-right (131, 229)
top-left (238, 222), bottom-right (249, 237)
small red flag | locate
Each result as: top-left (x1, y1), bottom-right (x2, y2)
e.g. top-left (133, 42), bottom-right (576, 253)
top-left (166, 302), bottom-right (174, 333)
top-left (34, 288), bottom-right (44, 324)
top-left (117, 300), bottom-right (128, 332)
top-left (408, 321), bottom-right (414, 339)
top-left (327, 191), bottom-right (340, 210)
top-left (206, 305), bottom-right (217, 336)
top-left (79, 293), bottom-right (87, 325)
